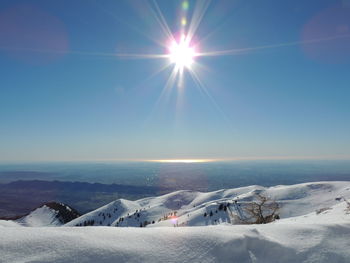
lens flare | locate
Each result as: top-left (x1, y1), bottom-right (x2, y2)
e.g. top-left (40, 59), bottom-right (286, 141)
top-left (168, 35), bottom-right (196, 70)
top-left (170, 216), bottom-right (178, 224)
top-left (182, 1), bottom-right (189, 11)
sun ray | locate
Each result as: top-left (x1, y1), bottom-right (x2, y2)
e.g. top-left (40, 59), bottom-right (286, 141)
top-left (128, 62), bottom-right (173, 97)
top-left (141, 62), bottom-right (173, 84)
top-left (188, 65), bottom-right (233, 128)
top-left (160, 66), bottom-right (179, 102)
top-left (158, 66), bottom-right (179, 106)
top-left (115, 53), bottom-right (169, 59)
top-left (186, 0), bottom-right (212, 43)
top-left (175, 67), bottom-right (185, 117)
top-left (196, 34), bottom-right (350, 57)
top-left (3, 33), bottom-right (349, 61)
top-left (145, 66), bottom-right (179, 123)
top-left (150, 0), bottom-right (176, 43)
top-left (0, 45), bottom-right (168, 60)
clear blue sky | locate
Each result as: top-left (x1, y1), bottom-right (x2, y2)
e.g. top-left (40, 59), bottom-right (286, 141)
top-left (0, 0), bottom-right (349, 161)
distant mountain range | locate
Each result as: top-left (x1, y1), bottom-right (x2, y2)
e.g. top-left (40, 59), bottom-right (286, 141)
top-left (0, 180), bottom-right (166, 218)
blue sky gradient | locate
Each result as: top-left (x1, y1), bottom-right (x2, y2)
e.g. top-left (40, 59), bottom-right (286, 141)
top-left (0, 0), bottom-right (349, 161)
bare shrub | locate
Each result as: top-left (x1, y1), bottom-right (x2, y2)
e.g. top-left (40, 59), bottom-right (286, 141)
top-left (243, 193), bottom-right (279, 224)
top-left (316, 207), bottom-right (332, 214)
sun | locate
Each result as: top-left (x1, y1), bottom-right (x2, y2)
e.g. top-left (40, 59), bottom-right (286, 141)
top-left (168, 35), bottom-right (196, 70)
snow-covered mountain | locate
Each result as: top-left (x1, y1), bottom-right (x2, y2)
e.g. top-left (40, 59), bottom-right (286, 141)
top-left (16, 202), bottom-right (80, 227)
top-left (65, 181), bottom-right (350, 228)
top-left (1, 181), bottom-right (350, 263)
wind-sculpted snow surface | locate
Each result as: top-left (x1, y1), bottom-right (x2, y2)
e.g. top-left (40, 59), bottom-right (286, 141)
top-left (1, 223), bottom-right (350, 263)
top-left (1, 181), bottom-right (350, 262)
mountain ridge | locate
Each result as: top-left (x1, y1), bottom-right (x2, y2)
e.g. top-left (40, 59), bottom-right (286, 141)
top-left (65, 181), bottom-right (350, 227)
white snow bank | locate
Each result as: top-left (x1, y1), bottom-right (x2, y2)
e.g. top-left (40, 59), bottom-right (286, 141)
top-left (1, 223), bottom-right (349, 263)
top-left (0, 220), bottom-right (20, 227)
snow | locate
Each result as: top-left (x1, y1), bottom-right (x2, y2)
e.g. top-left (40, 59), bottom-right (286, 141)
top-left (16, 205), bottom-right (62, 227)
top-left (1, 181), bottom-right (350, 262)
top-left (0, 220), bottom-right (20, 227)
top-left (1, 223), bottom-right (349, 263)
top-left (65, 181), bottom-right (350, 228)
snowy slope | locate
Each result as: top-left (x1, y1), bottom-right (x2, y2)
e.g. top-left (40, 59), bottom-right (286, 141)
top-left (1, 222), bottom-right (350, 263)
top-left (16, 202), bottom-right (80, 227)
top-left (1, 181), bottom-right (350, 263)
top-left (66, 181), bottom-right (350, 228)
top-left (16, 205), bottom-right (62, 227)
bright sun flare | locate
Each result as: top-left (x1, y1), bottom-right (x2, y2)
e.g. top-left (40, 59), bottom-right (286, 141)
top-left (168, 35), bottom-right (195, 70)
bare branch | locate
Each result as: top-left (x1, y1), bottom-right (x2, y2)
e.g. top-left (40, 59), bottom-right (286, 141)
top-left (242, 193), bottom-right (280, 224)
